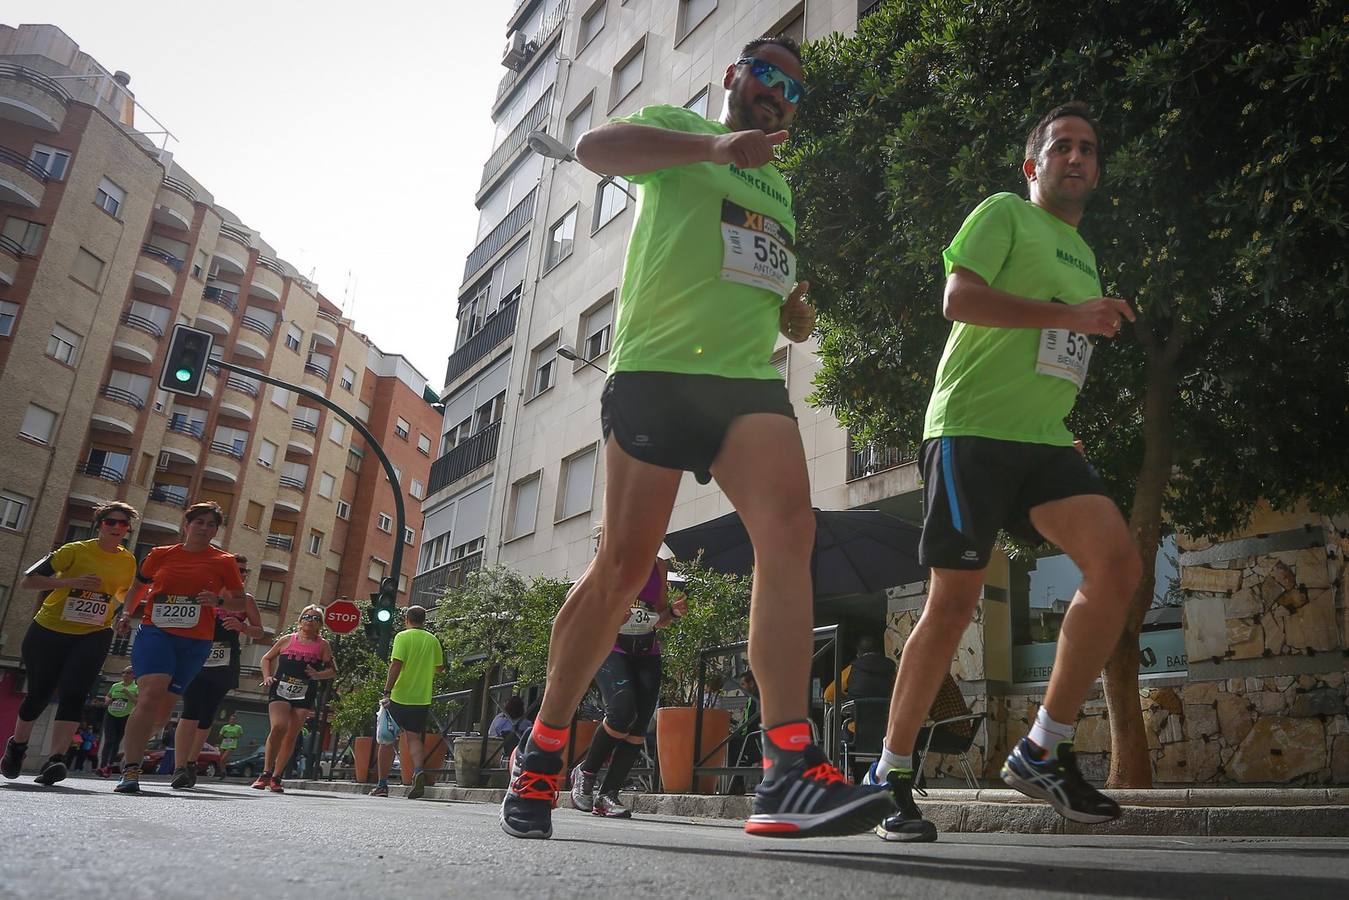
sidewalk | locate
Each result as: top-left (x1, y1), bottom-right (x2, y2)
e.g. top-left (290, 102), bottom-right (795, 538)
top-left (287, 779), bottom-right (1349, 837)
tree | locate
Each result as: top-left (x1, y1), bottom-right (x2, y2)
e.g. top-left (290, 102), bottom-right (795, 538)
top-left (659, 560), bottom-right (753, 706)
top-left (787, 0), bottom-right (1349, 786)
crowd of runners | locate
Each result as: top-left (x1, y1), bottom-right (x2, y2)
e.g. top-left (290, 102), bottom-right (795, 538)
top-left (5, 32), bottom-right (1138, 847)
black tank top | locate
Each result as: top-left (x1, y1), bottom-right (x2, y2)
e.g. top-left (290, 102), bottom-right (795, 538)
top-left (272, 634), bottom-right (324, 702)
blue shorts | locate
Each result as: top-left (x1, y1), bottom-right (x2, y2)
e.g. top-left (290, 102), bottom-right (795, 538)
top-left (131, 624), bottom-right (213, 694)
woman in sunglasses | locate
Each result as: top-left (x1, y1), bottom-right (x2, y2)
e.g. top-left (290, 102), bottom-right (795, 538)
top-left (254, 604), bottom-right (336, 792)
top-left (1, 502), bottom-right (140, 786)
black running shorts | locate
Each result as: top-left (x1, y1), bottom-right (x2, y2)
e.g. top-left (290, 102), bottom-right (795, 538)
top-left (601, 372), bottom-right (795, 484)
top-left (919, 436), bottom-right (1109, 570)
top-left (386, 701), bottom-right (430, 735)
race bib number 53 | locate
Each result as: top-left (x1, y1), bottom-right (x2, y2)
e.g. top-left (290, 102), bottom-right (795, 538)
top-left (1036, 327), bottom-right (1093, 388)
top-left (720, 200), bottom-right (795, 296)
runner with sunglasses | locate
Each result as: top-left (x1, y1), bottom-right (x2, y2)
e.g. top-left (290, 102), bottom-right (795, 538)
top-left (114, 501), bottom-right (245, 794)
top-left (1, 502), bottom-right (139, 785)
top-left (170, 554), bottom-right (263, 789)
top-left (500, 36), bottom-right (894, 841)
top-left (253, 604), bottom-right (336, 793)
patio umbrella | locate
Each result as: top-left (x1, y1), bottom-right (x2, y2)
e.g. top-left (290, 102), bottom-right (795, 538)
top-left (664, 508), bottom-right (926, 598)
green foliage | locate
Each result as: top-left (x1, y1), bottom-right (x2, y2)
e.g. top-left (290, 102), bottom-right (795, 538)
top-left (788, 0), bottom-right (1349, 537)
top-left (660, 559), bottom-right (753, 706)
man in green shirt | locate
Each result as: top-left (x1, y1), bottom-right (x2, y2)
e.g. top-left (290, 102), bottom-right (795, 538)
top-left (372, 605), bottom-right (443, 800)
top-left (871, 103), bottom-right (1142, 842)
top-left (215, 713), bottom-right (244, 779)
top-left (98, 666), bottom-right (138, 776)
top-left (500, 36), bottom-right (894, 842)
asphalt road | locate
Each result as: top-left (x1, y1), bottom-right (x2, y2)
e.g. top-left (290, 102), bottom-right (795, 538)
top-left (3, 775), bottom-right (1347, 899)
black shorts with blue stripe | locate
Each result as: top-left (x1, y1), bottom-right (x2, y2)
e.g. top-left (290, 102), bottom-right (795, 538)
top-left (918, 436), bottom-right (1109, 570)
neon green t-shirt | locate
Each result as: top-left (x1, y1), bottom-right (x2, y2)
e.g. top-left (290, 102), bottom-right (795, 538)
top-left (606, 104), bottom-right (796, 381)
top-left (106, 681), bottom-right (138, 718)
top-left (218, 723), bottom-right (244, 748)
top-left (390, 627), bottom-right (444, 707)
top-left (31, 540), bottom-right (137, 636)
top-left (923, 193), bottom-right (1104, 446)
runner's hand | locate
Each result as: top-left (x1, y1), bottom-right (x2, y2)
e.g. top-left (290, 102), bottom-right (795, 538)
top-left (780, 281), bottom-right (815, 342)
top-left (69, 574), bottom-right (103, 591)
top-left (670, 595), bottom-right (689, 619)
top-left (115, 613), bottom-right (131, 636)
top-left (1068, 298), bottom-right (1135, 337)
top-left (195, 589), bottom-right (218, 606)
top-left (379, 697), bottom-right (390, 709)
top-left (262, 676), bottom-right (277, 687)
top-left (220, 617), bottom-right (244, 633)
top-left (709, 129), bottom-right (788, 168)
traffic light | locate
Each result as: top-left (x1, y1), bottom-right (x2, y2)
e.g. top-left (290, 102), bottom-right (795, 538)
top-left (367, 577), bottom-right (397, 653)
top-left (159, 324), bottom-right (214, 396)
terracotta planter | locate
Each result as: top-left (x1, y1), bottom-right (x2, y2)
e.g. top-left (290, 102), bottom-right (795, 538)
top-left (656, 706), bottom-right (731, 794)
top-left (397, 732), bottom-right (450, 785)
top-left (422, 733), bottom-right (449, 785)
top-left (352, 736), bottom-right (374, 784)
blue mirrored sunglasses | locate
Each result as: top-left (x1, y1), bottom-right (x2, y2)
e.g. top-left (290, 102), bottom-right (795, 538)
top-left (736, 57), bottom-right (805, 105)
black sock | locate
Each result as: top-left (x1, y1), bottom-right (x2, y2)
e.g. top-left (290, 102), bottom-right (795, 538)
top-left (6, 739), bottom-right (26, 751)
top-left (599, 742), bottom-right (642, 795)
top-left (581, 726), bottom-right (621, 775)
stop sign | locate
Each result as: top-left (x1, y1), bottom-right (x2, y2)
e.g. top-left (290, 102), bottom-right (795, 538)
top-left (324, 598), bottom-right (361, 634)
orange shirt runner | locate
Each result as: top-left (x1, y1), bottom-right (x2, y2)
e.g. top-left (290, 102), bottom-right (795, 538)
top-left (139, 545), bottom-right (244, 642)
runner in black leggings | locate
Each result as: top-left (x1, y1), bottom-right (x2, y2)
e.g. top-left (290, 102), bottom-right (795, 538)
top-left (570, 556), bottom-right (685, 817)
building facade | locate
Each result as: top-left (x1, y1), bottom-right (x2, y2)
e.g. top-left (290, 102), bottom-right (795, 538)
top-left (0, 24), bottom-right (435, 747)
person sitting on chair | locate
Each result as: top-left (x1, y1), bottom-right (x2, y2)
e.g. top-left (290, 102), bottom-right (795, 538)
top-left (824, 634), bottom-right (897, 744)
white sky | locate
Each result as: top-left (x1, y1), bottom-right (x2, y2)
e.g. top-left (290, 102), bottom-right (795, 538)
top-left (7, 1), bottom-right (510, 384)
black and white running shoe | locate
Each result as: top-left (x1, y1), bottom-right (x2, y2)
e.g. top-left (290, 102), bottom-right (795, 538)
top-left (745, 744), bottom-right (896, 838)
top-left (1001, 738), bottom-right (1121, 824)
top-left (864, 762), bottom-right (938, 842)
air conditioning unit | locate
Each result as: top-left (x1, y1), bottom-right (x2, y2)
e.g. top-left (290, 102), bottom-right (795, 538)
top-left (157, 451), bottom-right (171, 470)
top-left (502, 31), bottom-right (530, 71)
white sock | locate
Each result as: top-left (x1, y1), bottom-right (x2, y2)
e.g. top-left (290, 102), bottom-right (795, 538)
top-left (878, 745), bottom-right (913, 778)
top-left (1027, 707), bottom-right (1074, 757)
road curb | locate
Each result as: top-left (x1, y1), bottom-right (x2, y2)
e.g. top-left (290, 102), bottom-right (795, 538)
top-left (287, 780), bottom-right (1349, 836)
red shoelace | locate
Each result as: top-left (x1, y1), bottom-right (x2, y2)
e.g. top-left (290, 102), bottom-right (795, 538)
top-left (801, 761), bottom-right (850, 787)
top-left (511, 768), bottom-right (562, 805)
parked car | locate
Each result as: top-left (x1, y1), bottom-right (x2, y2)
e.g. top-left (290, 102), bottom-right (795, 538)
top-left (144, 739), bottom-right (223, 776)
top-left (225, 746), bottom-right (266, 779)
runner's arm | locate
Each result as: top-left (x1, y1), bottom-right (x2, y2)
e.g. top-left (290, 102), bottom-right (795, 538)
top-left (576, 123), bottom-right (786, 176)
top-left (19, 553), bottom-right (98, 592)
top-left (382, 659), bottom-right (404, 696)
top-left (259, 635), bottom-right (286, 682)
top-left (242, 594), bottom-right (265, 640)
top-left (944, 268), bottom-right (1134, 334)
top-left (122, 576), bottom-right (153, 619)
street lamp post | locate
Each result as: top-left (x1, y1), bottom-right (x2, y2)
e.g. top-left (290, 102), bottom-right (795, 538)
top-left (556, 344), bottom-right (606, 375)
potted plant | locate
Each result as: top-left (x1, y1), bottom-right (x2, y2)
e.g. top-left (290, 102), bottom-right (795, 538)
top-left (331, 675), bottom-right (384, 784)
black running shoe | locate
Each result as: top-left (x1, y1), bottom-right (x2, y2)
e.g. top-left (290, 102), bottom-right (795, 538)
top-left (500, 746), bottom-right (561, 839)
top-left (865, 762), bottom-right (938, 842)
top-left (34, 755), bottom-right (68, 786)
top-left (170, 766), bottom-right (194, 790)
top-left (1, 737), bottom-right (26, 779)
top-left (1001, 738), bottom-right (1121, 824)
top-left (745, 744), bottom-right (896, 838)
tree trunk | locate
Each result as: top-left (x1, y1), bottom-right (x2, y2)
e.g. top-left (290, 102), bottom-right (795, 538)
top-left (1103, 350), bottom-right (1176, 789)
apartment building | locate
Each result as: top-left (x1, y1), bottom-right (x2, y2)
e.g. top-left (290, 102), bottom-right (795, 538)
top-left (0, 24), bottom-right (435, 740)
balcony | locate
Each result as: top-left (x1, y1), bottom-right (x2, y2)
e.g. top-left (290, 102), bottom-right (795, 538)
top-left (161, 421), bottom-right (203, 465)
top-left (203, 441), bottom-right (242, 483)
top-left (145, 486), bottom-right (188, 520)
top-left (234, 317), bottom-right (271, 360)
top-left (411, 553), bottom-right (483, 608)
top-left (427, 421), bottom-right (501, 495)
top-left (262, 535), bottom-right (293, 572)
top-left (75, 460), bottom-right (126, 485)
top-left (91, 389), bottom-right (142, 434)
top-left (312, 310), bottom-right (339, 347)
top-left (213, 227), bottom-right (250, 275)
top-left (287, 432), bottom-right (315, 457)
top-left (0, 64), bottom-right (70, 132)
top-left (463, 188), bottom-right (535, 283)
top-left (110, 311), bottom-right (162, 364)
top-left (249, 257), bottom-right (284, 302)
top-left (133, 245), bottom-right (183, 295)
top-left (847, 444), bottom-right (915, 482)
top-left (480, 87), bottom-right (552, 193)
top-left (0, 145), bottom-right (48, 209)
top-left (152, 177), bottom-right (196, 231)
top-left (197, 285), bottom-right (239, 333)
top-left (278, 475), bottom-right (306, 491)
top-left (444, 296), bottom-right (518, 386)
top-left (0, 234), bottom-right (19, 287)
top-left (493, 2), bottom-right (566, 111)
top-left (219, 376), bottom-right (258, 420)
top-left (303, 358), bottom-right (330, 390)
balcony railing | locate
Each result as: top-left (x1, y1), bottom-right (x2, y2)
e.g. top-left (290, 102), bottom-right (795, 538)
top-left (202, 285), bottom-right (238, 311)
top-left (463, 188), bottom-right (535, 282)
top-left (99, 384), bottom-right (145, 409)
top-left (166, 419), bottom-right (204, 439)
top-left (292, 418), bottom-right (318, 433)
top-left (494, 1), bottom-right (566, 107)
top-left (427, 421), bottom-right (501, 495)
top-left (256, 255), bottom-right (284, 275)
top-left (412, 553), bottom-right (484, 607)
top-left (141, 244), bottom-right (184, 272)
top-left (120, 311), bottom-right (164, 337)
top-left (240, 315), bottom-right (273, 338)
top-left (859, 0), bottom-right (885, 19)
top-left (0, 145), bottom-right (52, 183)
top-left (77, 461), bottom-right (125, 484)
top-left (0, 235), bottom-right (23, 258)
top-left (847, 444), bottom-right (916, 481)
top-left (304, 362), bottom-right (329, 380)
top-left (0, 63), bottom-right (73, 104)
top-left (316, 309), bottom-right (340, 324)
top-left (278, 475), bottom-right (306, 490)
top-left (210, 440), bottom-right (245, 459)
top-left (265, 534), bottom-right (294, 551)
top-left (444, 296), bottom-right (518, 385)
top-left (149, 486), bottom-right (188, 507)
top-left (481, 87), bottom-right (552, 190)
top-left (162, 175), bottom-right (197, 202)
top-left (225, 376), bottom-right (259, 397)
top-left (219, 223), bottom-right (253, 248)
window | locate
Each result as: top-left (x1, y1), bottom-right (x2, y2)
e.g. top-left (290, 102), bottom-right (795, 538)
top-left (368, 558), bottom-right (388, 583)
top-left (531, 335), bottom-right (558, 398)
top-left (336, 500), bottom-right (351, 520)
top-left (557, 444), bottom-right (597, 520)
top-left (285, 325), bottom-right (302, 352)
top-left (442, 417), bottom-right (473, 453)
top-left (562, 95), bottom-right (594, 151)
top-left (213, 426), bottom-right (248, 456)
top-left (193, 249), bottom-right (209, 280)
top-left (346, 447), bottom-right (363, 472)
top-left (72, 248), bottom-right (105, 289)
top-left (473, 392), bottom-right (506, 433)
top-left (329, 420), bottom-right (346, 445)
top-left (686, 87), bottom-right (710, 118)
top-left (318, 472), bottom-right (336, 499)
top-left (340, 366), bottom-right (356, 392)
top-left (398, 573), bottom-right (409, 594)
top-left (770, 345), bottom-right (790, 382)
top-left (508, 472), bottom-right (541, 540)
top-left (775, 5), bottom-right (805, 44)
top-left (545, 206), bottom-right (577, 270)
top-left (356, 401), bottom-right (370, 423)
top-left (95, 177), bottom-right (125, 217)
top-left (403, 527), bottom-right (415, 546)
top-left (418, 533), bottom-right (450, 573)
top-left (243, 501), bottom-right (265, 530)
top-left (578, 0), bottom-right (606, 52)
top-left (20, 404), bottom-right (57, 444)
top-left (85, 446), bottom-right (131, 482)
top-left (29, 144), bottom-right (70, 180)
top-left (377, 513), bottom-right (393, 533)
top-left (410, 478), bottom-right (425, 500)
top-left (610, 38), bottom-right (646, 109)
top-left (46, 324), bottom-right (80, 365)
top-left (393, 464), bottom-right (402, 483)
top-left (677, 0), bottom-right (717, 41)
top-left (169, 410), bottom-right (205, 436)
top-left (580, 298), bottom-right (613, 362)
top-left (106, 370), bottom-right (150, 406)
top-left (0, 491), bottom-right (32, 531)
top-left (417, 434), bottom-right (431, 456)
top-left (308, 531), bottom-right (323, 555)
top-left (395, 417), bottom-right (410, 440)
top-left (3, 217), bottom-right (45, 254)
top-left (271, 386), bottom-right (291, 409)
top-left (592, 177), bottom-right (629, 231)
top-left (0, 301), bottom-right (17, 337)
top-left (257, 439), bottom-right (278, 468)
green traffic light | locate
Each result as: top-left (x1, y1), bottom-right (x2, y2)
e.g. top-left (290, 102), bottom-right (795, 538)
top-left (375, 608), bottom-right (393, 623)
top-left (175, 367), bottom-right (193, 382)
